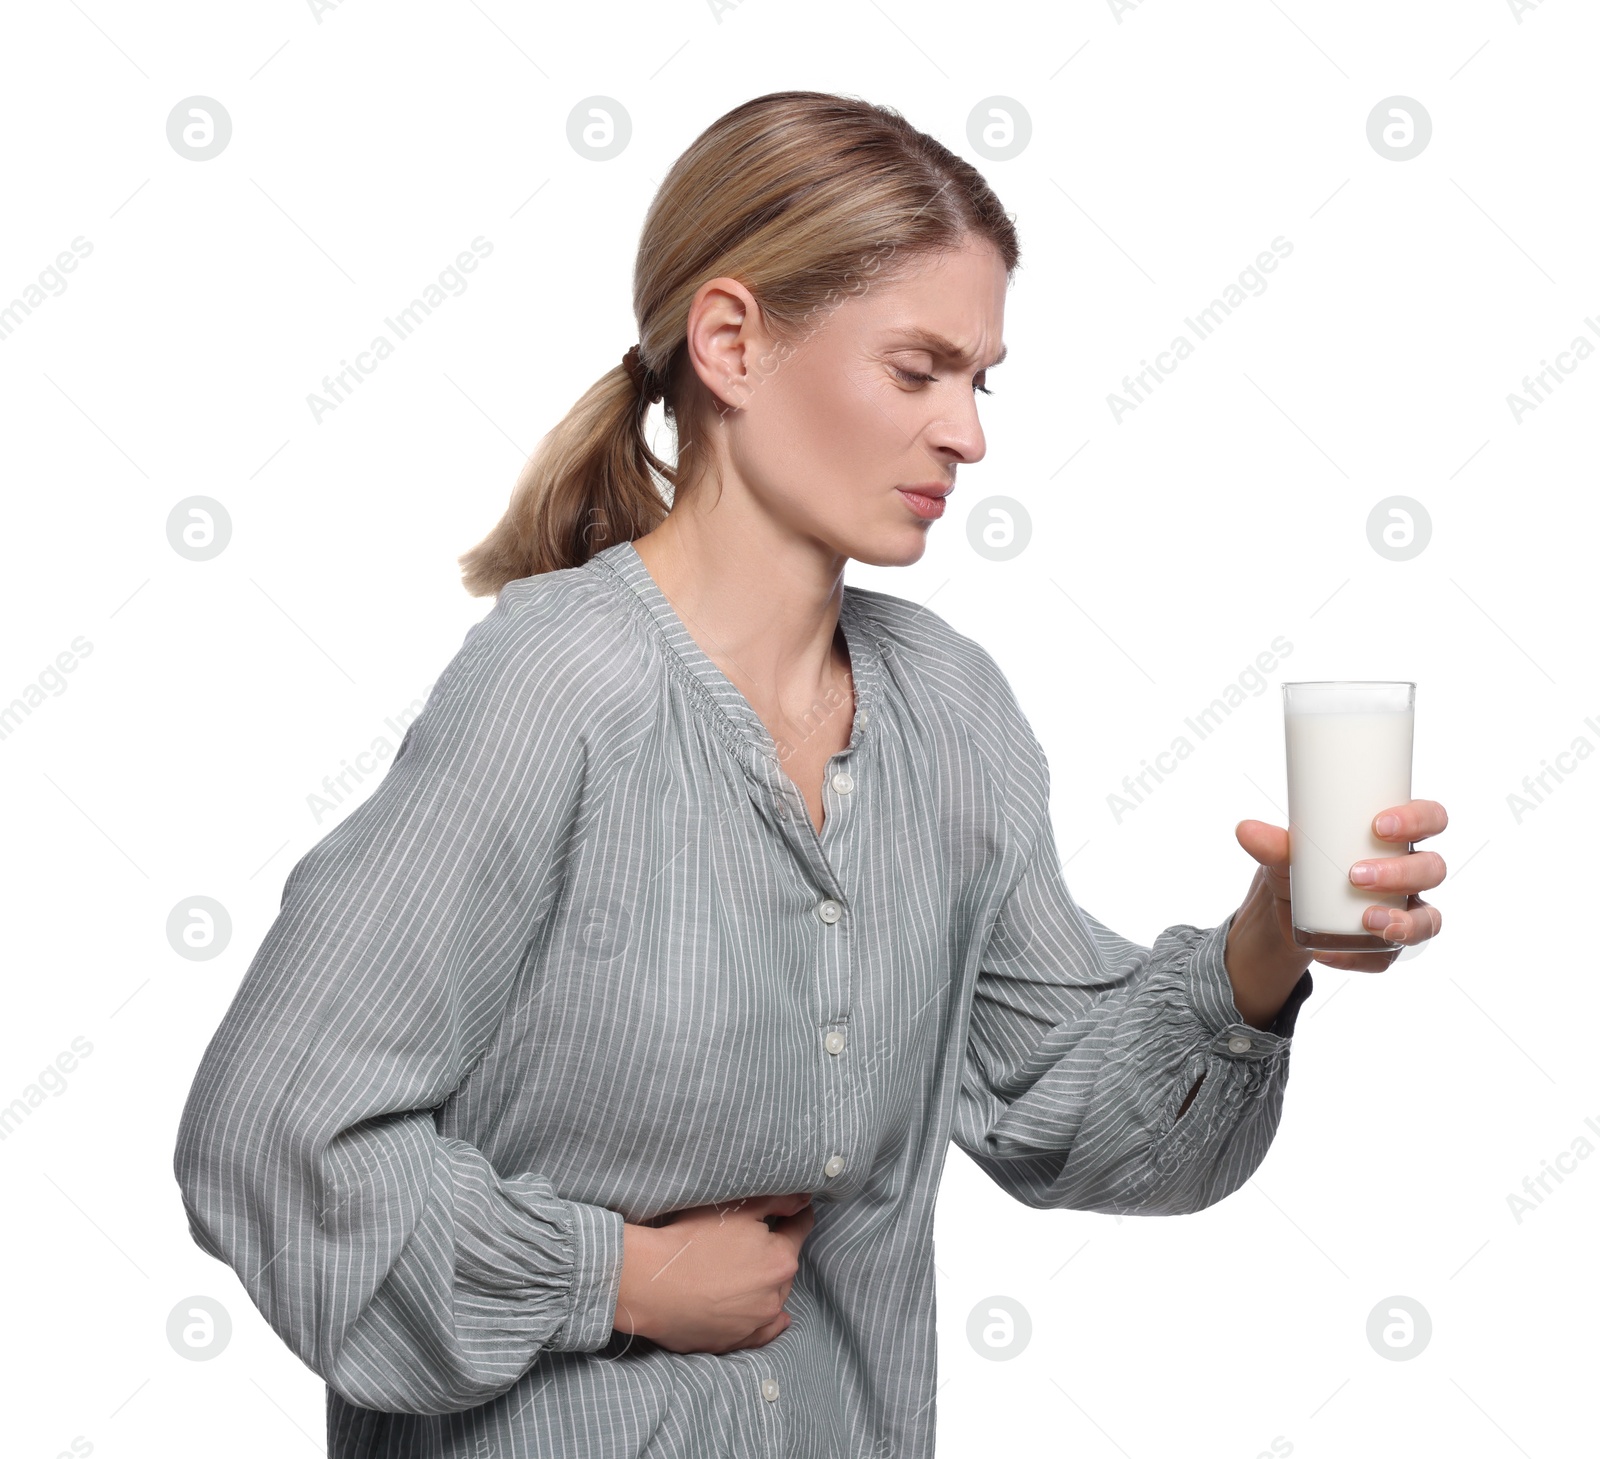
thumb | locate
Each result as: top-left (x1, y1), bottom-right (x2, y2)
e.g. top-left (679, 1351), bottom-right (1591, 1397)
top-left (1235, 818), bottom-right (1289, 870)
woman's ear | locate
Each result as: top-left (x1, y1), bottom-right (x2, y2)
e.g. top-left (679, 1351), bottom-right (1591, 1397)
top-left (684, 276), bottom-right (765, 412)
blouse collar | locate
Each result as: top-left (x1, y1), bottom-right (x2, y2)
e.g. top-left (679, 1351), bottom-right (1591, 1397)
top-left (586, 537), bottom-right (883, 773)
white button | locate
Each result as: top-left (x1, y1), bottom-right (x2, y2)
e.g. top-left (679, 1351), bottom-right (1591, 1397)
top-left (761, 1377), bottom-right (780, 1402)
top-left (831, 771), bottom-right (854, 794)
top-left (824, 1029), bottom-right (846, 1055)
top-left (1227, 1034), bottom-right (1253, 1054)
top-left (773, 798), bottom-right (787, 818)
top-left (817, 899), bottom-right (842, 924)
top-left (823, 1154), bottom-right (846, 1178)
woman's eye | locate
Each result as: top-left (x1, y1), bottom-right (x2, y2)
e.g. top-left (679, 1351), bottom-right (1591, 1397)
top-left (891, 365), bottom-right (995, 395)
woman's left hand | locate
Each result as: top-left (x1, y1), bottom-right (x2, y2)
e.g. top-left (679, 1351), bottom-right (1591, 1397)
top-left (1236, 797), bottom-right (1449, 971)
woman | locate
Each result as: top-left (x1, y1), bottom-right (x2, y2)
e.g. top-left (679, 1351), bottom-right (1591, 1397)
top-left (174, 90), bottom-right (1446, 1458)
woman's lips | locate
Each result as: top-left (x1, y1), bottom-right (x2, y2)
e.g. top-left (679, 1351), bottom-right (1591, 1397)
top-left (896, 488), bottom-right (946, 520)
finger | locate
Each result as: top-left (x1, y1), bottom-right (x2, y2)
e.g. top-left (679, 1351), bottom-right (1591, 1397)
top-left (757, 1191), bottom-right (815, 1219)
top-left (1349, 848), bottom-right (1446, 893)
top-left (770, 1205), bottom-right (817, 1253)
top-left (1371, 799), bottom-right (1448, 843)
top-left (729, 1312), bottom-right (792, 1350)
top-left (1362, 896), bottom-right (1441, 945)
top-left (766, 1199), bottom-right (815, 1228)
top-left (750, 1194), bottom-right (811, 1231)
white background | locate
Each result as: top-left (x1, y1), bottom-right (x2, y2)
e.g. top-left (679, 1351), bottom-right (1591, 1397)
top-left (1, 2), bottom-right (1593, 1456)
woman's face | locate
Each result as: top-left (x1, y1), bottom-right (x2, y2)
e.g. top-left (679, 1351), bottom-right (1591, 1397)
top-left (688, 237), bottom-right (1009, 568)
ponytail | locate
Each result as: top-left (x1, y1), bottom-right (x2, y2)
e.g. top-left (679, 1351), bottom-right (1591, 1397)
top-left (457, 356), bottom-right (677, 596)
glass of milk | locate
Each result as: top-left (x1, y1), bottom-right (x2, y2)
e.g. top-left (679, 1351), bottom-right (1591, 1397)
top-left (1281, 681), bottom-right (1415, 951)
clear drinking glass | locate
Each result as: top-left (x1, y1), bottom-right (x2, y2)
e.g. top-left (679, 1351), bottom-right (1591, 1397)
top-left (1281, 681), bottom-right (1416, 952)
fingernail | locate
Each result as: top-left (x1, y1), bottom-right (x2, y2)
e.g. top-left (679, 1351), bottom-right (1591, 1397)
top-left (1350, 863), bottom-right (1377, 885)
top-left (1375, 814), bottom-right (1400, 836)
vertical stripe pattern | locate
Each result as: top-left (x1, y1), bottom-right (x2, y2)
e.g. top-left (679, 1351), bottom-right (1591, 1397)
top-left (174, 537), bottom-right (1313, 1457)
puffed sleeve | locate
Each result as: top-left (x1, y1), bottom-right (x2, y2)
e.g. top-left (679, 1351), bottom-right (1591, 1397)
top-left (951, 707), bottom-right (1313, 1218)
top-left (173, 588), bottom-right (634, 1415)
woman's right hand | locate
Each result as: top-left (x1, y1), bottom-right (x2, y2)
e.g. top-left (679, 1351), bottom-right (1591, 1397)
top-left (612, 1191), bottom-right (816, 1354)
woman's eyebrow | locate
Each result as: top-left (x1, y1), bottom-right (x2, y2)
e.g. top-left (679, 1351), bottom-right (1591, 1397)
top-left (891, 328), bottom-right (1007, 370)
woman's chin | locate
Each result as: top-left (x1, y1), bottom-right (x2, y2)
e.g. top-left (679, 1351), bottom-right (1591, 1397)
top-left (848, 530), bottom-right (934, 569)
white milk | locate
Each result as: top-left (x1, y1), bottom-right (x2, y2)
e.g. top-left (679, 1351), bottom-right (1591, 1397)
top-left (1283, 689), bottom-right (1414, 938)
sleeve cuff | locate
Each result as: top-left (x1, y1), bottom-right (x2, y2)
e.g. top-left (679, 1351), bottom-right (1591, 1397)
top-left (547, 1199), bottom-right (626, 1354)
top-left (1184, 912), bottom-right (1315, 1050)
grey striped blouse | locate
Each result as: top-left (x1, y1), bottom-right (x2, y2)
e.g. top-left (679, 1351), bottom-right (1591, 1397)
top-left (174, 537), bottom-right (1313, 1458)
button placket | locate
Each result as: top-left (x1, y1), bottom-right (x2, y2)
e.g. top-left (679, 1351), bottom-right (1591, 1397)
top-left (808, 836), bottom-right (855, 1202)
top-left (753, 1371), bottom-right (784, 1457)
top-left (763, 754), bottom-right (845, 902)
top-left (752, 707), bottom-right (863, 1216)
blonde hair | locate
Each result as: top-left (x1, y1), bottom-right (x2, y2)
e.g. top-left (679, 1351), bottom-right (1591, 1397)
top-left (458, 90), bottom-right (1021, 597)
